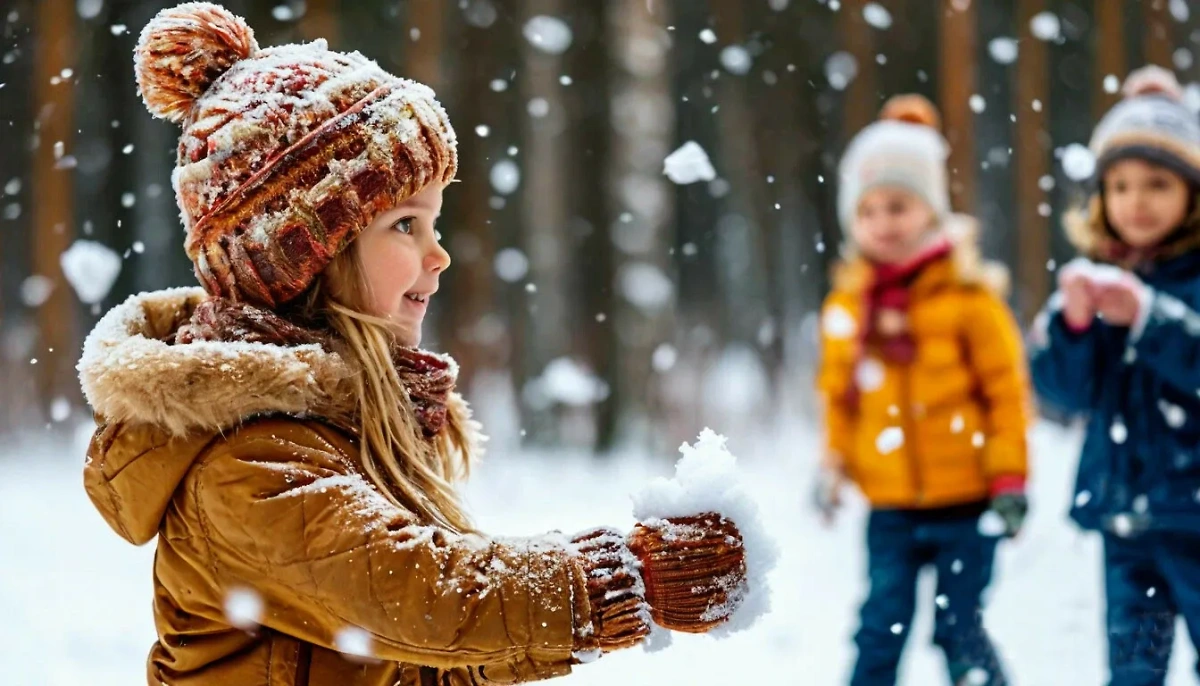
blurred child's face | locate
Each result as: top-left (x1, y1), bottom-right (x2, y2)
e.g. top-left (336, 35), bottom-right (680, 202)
top-left (355, 183), bottom-right (451, 347)
top-left (1103, 159), bottom-right (1191, 250)
top-left (852, 187), bottom-right (937, 265)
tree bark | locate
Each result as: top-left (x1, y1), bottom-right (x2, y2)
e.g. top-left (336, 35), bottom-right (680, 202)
top-left (31, 0), bottom-right (76, 410)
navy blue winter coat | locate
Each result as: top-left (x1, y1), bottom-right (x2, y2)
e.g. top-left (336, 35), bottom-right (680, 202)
top-left (1030, 250), bottom-right (1200, 534)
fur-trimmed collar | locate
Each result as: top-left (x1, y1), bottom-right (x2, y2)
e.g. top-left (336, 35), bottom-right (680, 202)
top-left (78, 288), bottom-right (480, 447)
top-left (832, 214), bottom-right (1010, 297)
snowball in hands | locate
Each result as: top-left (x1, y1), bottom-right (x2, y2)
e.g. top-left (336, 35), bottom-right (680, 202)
top-left (631, 429), bottom-right (779, 639)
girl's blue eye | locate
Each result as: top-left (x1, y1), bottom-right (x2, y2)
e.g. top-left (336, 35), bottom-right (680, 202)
top-left (392, 218), bottom-right (414, 234)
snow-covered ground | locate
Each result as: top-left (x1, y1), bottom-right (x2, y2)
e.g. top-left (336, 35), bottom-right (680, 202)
top-left (1, 420), bottom-right (1195, 685)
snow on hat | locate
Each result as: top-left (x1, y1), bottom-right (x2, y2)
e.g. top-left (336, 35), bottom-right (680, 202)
top-left (1091, 65), bottom-right (1200, 186)
top-left (837, 94), bottom-right (951, 230)
top-left (136, 3), bottom-right (457, 308)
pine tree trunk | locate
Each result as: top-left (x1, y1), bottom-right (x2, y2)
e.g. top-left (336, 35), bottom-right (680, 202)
top-left (32, 0), bottom-right (76, 413)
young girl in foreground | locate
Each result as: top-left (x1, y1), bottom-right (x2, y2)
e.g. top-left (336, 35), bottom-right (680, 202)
top-left (1030, 65), bottom-right (1200, 686)
top-left (79, 4), bottom-right (747, 684)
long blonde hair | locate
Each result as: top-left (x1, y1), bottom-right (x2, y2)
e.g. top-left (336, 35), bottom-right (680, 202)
top-left (290, 247), bottom-right (475, 533)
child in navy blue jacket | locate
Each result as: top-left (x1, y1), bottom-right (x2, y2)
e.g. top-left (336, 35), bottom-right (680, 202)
top-left (1030, 66), bottom-right (1200, 686)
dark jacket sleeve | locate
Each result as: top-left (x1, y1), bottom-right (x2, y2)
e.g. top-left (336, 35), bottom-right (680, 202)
top-left (1129, 287), bottom-right (1200, 396)
top-left (1029, 291), bottom-right (1104, 414)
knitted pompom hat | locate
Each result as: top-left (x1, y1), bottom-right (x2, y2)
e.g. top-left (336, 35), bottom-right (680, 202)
top-left (1090, 65), bottom-right (1200, 186)
top-left (837, 94), bottom-right (950, 229)
top-left (136, 2), bottom-right (457, 308)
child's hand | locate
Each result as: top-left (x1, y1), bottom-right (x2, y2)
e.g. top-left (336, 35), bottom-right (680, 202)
top-left (987, 475), bottom-right (1028, 538)
top-left (812, 465), bottom-right (844, 526)
top-left (1093, 273), bottom-right (1149, 328)
top-left (1058, 262), bottom-right (1096, 331)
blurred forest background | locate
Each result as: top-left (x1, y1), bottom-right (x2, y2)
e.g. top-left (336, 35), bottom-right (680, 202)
top-left (1, 0), bottom-right (1198, 452)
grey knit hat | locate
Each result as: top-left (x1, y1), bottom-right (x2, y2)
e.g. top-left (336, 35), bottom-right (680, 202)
top-left (1090, 65), bottom-right (1200, 186)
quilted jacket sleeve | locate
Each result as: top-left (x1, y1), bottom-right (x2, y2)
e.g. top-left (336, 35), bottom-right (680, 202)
top-left (962, 288), bottom-right (1031, 481)
top-left (189, 419), bottom-right (591, 681)
top-left (816, 294), bottom-right (859, 472)
top-left (1130, 287), bottom-right (1200, 395)
top-left (1028, 291), bottom-right (1104, 414)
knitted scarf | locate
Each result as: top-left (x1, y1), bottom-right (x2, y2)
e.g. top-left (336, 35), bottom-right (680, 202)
top-left (175, 297), bottom-right (454, 438)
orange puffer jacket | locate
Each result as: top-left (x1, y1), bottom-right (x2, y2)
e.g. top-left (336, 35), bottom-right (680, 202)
top-left (817, 227), bottom-right (1031, 508)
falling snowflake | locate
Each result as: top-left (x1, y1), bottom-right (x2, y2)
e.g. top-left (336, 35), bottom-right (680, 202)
top-left (652, 343), bottom-right (678, 372)
top-left (855, 358), bottom-right (885, 393)
top-left (489, 160), bottom-right (520, 195)
top-left (988, 37), bottom-right (1018, 65)
top-left (821, 304), bottom-right (857, 339)
top-left (1132, 494), bottom-right (1149, 514)
top-left (825, 51), bottom-right (858, 91)
top-left (965, 668), bottom-right (991, 686)
top-left (935, 594), bottom-right (950, 610)
top-left (720, 45), bottom-right (753, 75)
top-left (1159, 400), bottom-right (1187, 429)
top-left (527, 97), bottom-right (550, 118)
top-left (950, 414), bottom-right (965, 434)
top-left (1109, 418), bottom-right (1128, 445)
top-left (890, 622), bottom-right (904, 635)
top-left (663, 141), bottom-right (716, 185)
top-left (969, 95), bottom-right (986, 113)
top-left (60, 240), bottom-right (121, 304)
top-left (977, 510), bottom-right (1008, 537)
top-left (1029, 12), bottom-right (1061, 41)
top-left (699, 28), bottom-right (717, 44)
top-left (1170, 0), bottom-right (1190, 22)
top-left (862, 3), bottom-right (892, 29)
top-left (875, 427), bottom-right (904, 454)
top-left (951, 559), bottom-right (964, 574)
top-left (1111, 513), bottom-right (1135, 538)
top-left (1061, 144), bottom-right (1097, 181)
top-left (474, 124), bottom-right (490, 137)
top-left (223, 587), bottom-right (264, 630)
top-left (271, 4), bottom-right (298, 21)
top-left (523, 15), bottom-right (573, 55)
top-left (334, 627), bottom-right (373, 659)
top-left (1074, 490), bottom-right (1092, 507)
top-left (1103, 74), bottom-right (1120, 94)
top-left (76, 0), bottom-right (103, 20)
top-left (619, 262), bottom-right (674, 311)
top-left (50, 396), bottom-right (71, 422)
top-left (494, 248), bottom-right (529, 283)
top-left (1173, 48), bottom-right (1193, 71)
top-left (20, 275), bottom-right (53, 307)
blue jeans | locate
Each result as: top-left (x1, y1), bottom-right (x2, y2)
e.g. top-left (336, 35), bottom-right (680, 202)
top-left (1105, 530), bottom-right (1200, 686)
top-left (850, 509), bottom-right (1007, 686)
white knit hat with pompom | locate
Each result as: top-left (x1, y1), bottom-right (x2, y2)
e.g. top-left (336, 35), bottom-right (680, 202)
top-left (837, 94), bottom-right (951, 229)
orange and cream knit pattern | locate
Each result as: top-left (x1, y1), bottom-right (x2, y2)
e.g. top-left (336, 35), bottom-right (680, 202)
top-left (135, 2), bottom-right (458, 307)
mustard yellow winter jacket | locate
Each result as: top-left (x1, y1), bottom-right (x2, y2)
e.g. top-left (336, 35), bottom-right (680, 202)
top-left (817, 226), bottom-right (1031, 508)
top-left (80, 288), bottom-right (591, 685)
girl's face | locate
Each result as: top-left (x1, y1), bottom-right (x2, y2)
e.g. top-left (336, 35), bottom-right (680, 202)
top-left (1103, 159), bottom-right (1191, 250)
top-left (355, 183), bottom-right (451, 347)
top-left (852, 186), bottom-right (937, 265)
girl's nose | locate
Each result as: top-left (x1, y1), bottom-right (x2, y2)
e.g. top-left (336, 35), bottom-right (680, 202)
top-left (426, 242), bottom-right (451, 273)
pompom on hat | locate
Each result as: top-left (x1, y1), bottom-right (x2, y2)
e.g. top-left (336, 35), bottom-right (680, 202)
top-left (135, 2), bottom-right (457, 308)
top-left (837, 94), bottom-right (951, 229)
top-left (1090, 65), bottom-right (1200, 186)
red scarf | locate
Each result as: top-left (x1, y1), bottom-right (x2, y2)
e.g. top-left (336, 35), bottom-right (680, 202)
top-left (175, 297), bottom-right (454, 437)
top-left (843, 239), bottom-right (952, 407)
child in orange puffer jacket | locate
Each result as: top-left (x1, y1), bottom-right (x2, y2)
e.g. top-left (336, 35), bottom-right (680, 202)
top-left (815, 95), bottom-right (1032, 686)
